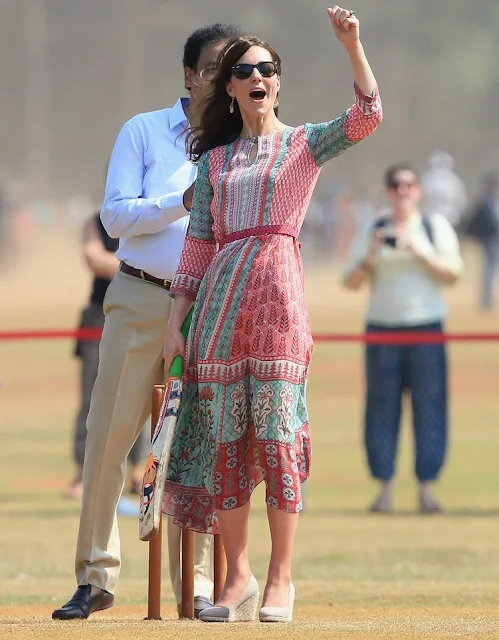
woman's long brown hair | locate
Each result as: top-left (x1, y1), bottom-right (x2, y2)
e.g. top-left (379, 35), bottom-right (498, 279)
top-left (188, 35), bottom-right (281, 163)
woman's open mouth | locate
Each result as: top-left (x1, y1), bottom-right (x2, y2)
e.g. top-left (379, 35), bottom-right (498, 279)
top-left (249, 88), bottom-right (266, 102)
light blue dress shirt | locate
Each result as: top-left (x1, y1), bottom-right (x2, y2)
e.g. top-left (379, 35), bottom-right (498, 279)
top-left (101, 98), bottom-right (196, 279)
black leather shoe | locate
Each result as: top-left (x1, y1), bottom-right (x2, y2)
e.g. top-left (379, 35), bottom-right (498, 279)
top-left (52, 585), bottom-right (114, 620)
top-left (177, 595), bottom-right (213, 619)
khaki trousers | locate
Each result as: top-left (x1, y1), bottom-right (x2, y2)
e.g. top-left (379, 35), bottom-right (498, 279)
top-left (75, 270), bottom-right (213, 602)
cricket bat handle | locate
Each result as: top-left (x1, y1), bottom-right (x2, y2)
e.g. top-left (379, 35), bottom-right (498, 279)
top-left (167, 308), bottom-right (193, 378)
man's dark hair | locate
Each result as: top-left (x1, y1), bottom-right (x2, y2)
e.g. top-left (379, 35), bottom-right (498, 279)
top-left (384, 162), bottom-right (419, 188)
top-left (183, 23), bottom-right (242, 71)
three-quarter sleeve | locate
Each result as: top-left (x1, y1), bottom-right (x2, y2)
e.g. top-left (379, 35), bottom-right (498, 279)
top-left (304, 84), bottom-right (383, 167)
top-left (170, 152), bottom-right (217, 300)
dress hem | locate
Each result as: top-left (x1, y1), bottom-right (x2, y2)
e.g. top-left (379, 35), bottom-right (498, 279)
top-left (162, 470), bottom-right (310, 536)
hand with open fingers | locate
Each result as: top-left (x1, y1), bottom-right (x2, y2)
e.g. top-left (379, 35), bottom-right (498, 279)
top-left (163, 328), bottom-right (185, 377)
top-left (327, 6), bottom-right (360, 46)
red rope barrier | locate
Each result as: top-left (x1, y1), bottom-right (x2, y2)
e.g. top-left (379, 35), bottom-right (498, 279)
top-left (314, 333), bottom-right (499, 344)
top-left (1, 329), bottom-right (499, 344)
top-left (0, 328), bottom-right (103, 341)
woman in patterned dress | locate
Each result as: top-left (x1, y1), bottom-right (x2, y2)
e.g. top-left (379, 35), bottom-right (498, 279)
top-left (162, 6), bottom-right (383, 622)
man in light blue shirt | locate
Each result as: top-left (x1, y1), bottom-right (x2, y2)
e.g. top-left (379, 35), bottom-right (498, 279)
top-left (52, 23), bottom-right (242, 621)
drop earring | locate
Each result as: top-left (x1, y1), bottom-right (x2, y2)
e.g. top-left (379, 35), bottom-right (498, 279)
top-left (229, 97), bottom-right (235, 114)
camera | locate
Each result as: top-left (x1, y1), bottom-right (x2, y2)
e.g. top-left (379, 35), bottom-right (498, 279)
top-left (382, 234), bottom-right (397, 248)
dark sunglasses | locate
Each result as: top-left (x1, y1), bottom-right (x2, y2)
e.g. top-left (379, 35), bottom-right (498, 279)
top-left (231, 61), bottom-right (279, 80)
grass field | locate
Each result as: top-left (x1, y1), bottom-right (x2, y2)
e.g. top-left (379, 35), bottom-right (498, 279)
top-left (1, 232), bottom-right (499, 639)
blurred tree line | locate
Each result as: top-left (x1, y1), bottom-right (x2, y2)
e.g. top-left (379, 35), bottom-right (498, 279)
top-left (1, 0), bottom-right (498, 203)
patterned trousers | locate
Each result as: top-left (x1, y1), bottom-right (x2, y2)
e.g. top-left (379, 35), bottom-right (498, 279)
top-left (364, 322), bottom-right (447, 482)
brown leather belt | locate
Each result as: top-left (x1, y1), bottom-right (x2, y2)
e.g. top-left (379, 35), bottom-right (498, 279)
top-left (120, 262), bottom-right (172, 290)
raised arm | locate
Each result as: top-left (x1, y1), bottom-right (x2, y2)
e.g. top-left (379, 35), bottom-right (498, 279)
top-left (305, 7), bottom-right (382, 166)
top-left (101, 118), bottom-right (190, 238)
top-left (328, 6), bottom-right (376, 95)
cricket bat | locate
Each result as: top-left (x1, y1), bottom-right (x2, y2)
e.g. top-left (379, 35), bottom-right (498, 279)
top-left (139, 308), bottom-right (193, 542)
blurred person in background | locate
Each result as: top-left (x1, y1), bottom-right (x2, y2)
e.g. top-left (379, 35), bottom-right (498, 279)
top-left (342, 163), bottom-right (463, 514)
top-left (420, 150), bottom-right (468, 231)
top-left (63, 211), bottom-right (149, 512)
top-left (52, 22), bottom-right (242, 621)
top-left (466, 170), bottom-right (499, 309)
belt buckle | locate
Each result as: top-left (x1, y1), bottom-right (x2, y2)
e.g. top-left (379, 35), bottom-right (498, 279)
top-left (163, 279), bottom-right (170, 289)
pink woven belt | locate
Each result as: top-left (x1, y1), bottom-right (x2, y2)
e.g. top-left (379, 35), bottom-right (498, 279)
top-left (219, 224), bottom-right (297, 248)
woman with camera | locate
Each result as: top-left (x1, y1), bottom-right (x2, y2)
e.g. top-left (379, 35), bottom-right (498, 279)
top-left (343, 163), bottom-right (463, 514)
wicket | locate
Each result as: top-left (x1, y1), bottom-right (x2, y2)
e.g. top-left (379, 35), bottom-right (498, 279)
top-left (147, 385), bottom-right (226, 619)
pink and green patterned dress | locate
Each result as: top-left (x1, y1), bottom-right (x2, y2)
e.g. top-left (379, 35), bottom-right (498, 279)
top-left (163, 84), bottom-right (382, 533)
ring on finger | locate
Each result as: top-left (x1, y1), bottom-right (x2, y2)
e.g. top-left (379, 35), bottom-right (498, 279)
top-left (340, 9), bottom-right (354, 23)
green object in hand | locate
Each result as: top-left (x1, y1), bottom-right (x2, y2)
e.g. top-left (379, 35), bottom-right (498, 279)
top-left (167, 308), bottom-right (193, 379)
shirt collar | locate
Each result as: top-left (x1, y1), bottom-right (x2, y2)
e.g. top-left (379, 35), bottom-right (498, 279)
top-left (168, 97), bottom-right (190, 131)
